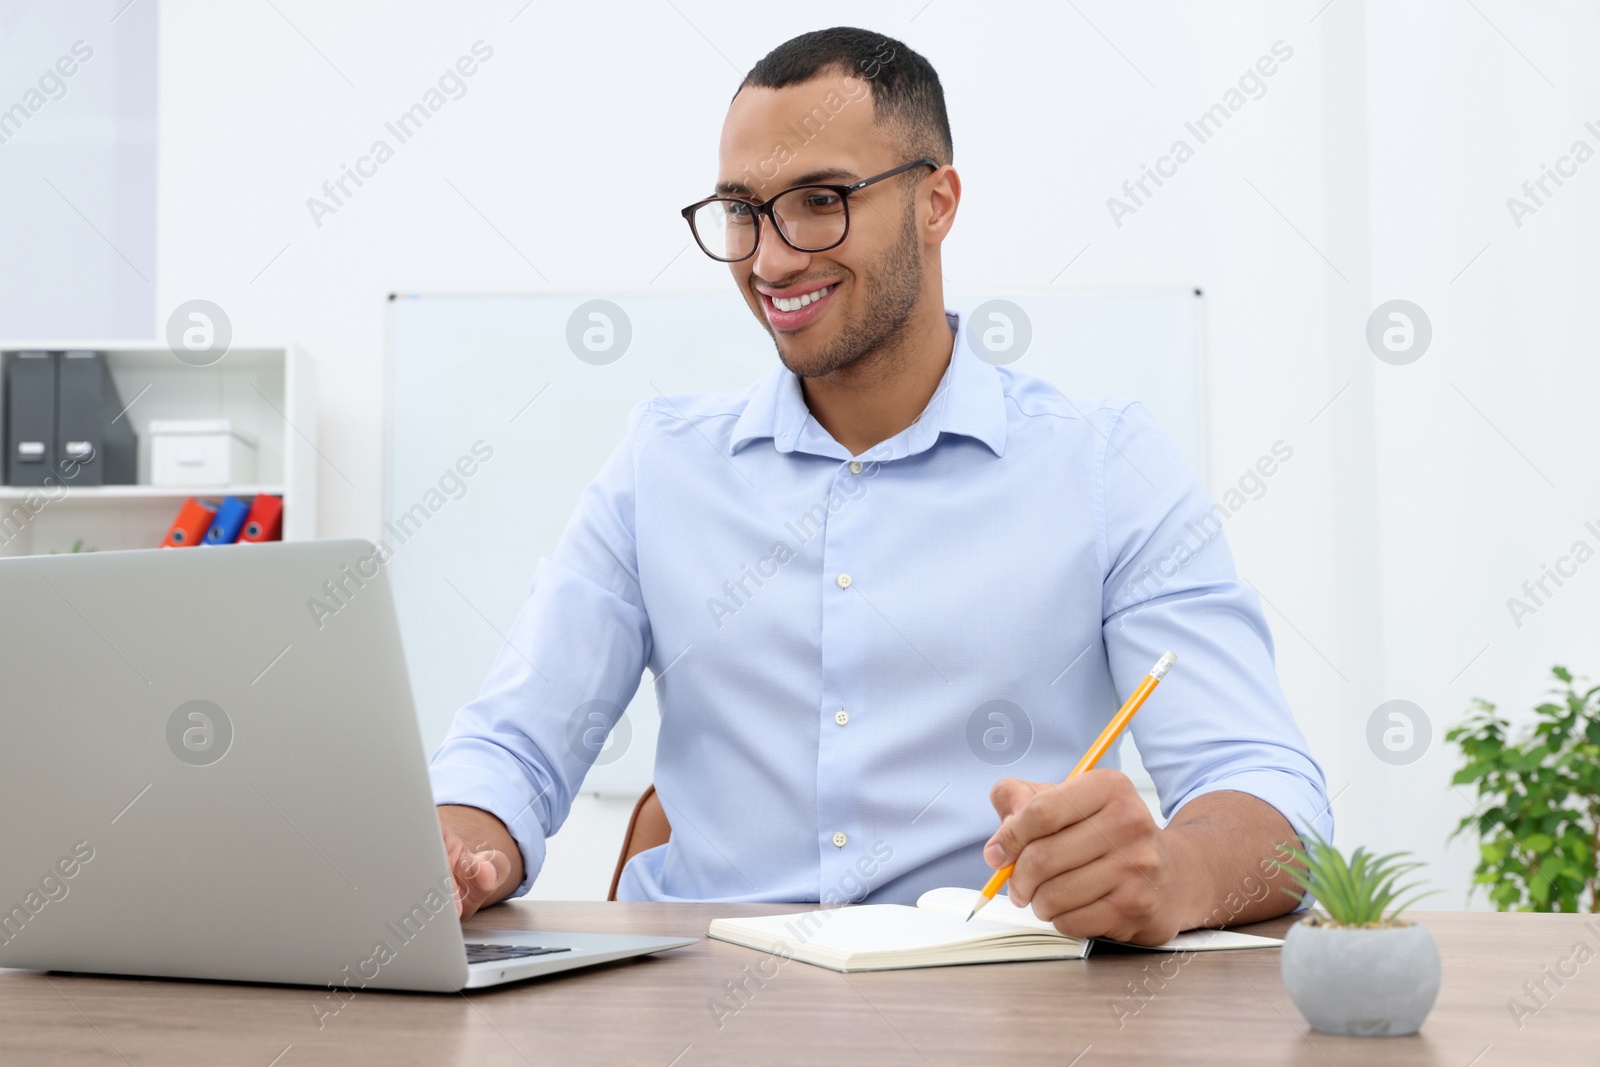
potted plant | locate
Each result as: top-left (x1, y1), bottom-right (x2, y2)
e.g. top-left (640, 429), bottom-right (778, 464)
top-left (49, 538), bottom-right (98, 554)
top-left (1447, 665), bottom-right (1600, 912)
top-left (1274, 836), bottom-right (1440, 1036)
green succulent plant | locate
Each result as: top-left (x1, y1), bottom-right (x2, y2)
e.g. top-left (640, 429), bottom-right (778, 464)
top-left (1272, 835), bottom-right (1436, 927)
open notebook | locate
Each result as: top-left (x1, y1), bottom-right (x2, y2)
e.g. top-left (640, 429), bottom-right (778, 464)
top-left (708, 887), bottom-right (1283, 973)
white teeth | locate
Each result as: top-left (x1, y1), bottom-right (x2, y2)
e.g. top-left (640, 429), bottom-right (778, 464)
top-left (771, 285), bottom-right (833, 313)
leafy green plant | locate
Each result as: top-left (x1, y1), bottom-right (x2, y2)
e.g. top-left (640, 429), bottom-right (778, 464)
top-left (1272, 835), bottom-right (1435, 927)
top-left (1447, 665), bottom-right (1600, 912)
top-left (48, 538), bottom-right (97, 554)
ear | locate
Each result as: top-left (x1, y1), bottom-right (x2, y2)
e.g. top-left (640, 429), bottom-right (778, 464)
top-left (922, 165), bottom-right (961, 245)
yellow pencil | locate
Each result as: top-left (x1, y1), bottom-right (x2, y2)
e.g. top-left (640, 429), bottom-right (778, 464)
top-left (966, 651), bottom-right (1178, 921)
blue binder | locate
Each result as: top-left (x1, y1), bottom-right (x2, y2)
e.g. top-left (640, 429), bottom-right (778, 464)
top-left (202, 496), bottom-right (252, 545)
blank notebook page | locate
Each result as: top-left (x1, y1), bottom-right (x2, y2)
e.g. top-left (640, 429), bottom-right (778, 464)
top-left (716, 905), bottom-right (1049, 954)
top-left (917, 886), bottom-right (1284, 951)
top-left (916, 887), bottom-right (1057, 929)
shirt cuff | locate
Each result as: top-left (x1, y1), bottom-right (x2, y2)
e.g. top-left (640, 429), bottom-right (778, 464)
top-left (430, 745), bottom-right (551, 899)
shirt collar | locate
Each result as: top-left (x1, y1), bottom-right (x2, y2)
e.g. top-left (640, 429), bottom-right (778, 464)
top-left (728, 310), bottom-right (1007, 460)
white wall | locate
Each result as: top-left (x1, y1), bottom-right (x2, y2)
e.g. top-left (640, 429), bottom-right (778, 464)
top-left (0, 0), bottom-right (155, 338)
top-left (1356, 0), bottom-right (1600, 893)
top-left (142, 0), bottom-right (1600, 905)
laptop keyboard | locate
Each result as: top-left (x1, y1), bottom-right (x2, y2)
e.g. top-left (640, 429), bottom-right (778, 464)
top-left (465, 942), bottom-right (574, 964)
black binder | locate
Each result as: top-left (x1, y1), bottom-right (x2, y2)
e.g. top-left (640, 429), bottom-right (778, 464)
top-left (56, 350), bottom-right (137, 486)
top-left (5, 352), bottom-right (57, 487)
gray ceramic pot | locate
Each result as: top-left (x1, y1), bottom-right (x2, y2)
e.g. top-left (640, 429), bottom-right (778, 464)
top-left (1280, 918), bottom-right (1440, 1036)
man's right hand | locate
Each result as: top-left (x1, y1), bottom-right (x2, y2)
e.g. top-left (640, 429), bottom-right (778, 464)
top-left (438, 804), bottom-right (523, 919)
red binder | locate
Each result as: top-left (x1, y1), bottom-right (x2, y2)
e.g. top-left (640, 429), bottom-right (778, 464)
top-left (162, 498), bottom-right (215, 548)
top-left (238, 494), bottom-right (283, 543)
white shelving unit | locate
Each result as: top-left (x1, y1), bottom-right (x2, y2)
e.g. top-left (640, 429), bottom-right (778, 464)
top-left (0, 342), bottom-right (316, 556)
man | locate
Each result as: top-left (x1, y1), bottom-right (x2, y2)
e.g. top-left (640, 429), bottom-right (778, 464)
top-left (431, 27), bottom-right (1329, 945)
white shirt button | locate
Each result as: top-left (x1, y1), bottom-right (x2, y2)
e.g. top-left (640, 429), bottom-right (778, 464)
top-left (849, 461), bottom-right (863, 474)
top-left (834, 709), bottom-right (849, 726)
top-left (836, 573), bottom-right (851, 589)
top-left (832, 831), bottom-right (847, 848)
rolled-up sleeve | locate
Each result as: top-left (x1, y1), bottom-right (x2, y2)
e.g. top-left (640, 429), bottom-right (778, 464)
top-left (429, 401), bottom-right (654, 896)
top-left (1095, 400), bottom-right (1332, 851)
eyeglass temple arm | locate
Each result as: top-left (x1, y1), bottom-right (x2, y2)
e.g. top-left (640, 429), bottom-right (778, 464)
top-left (847, 157), bottom-right (939, 193)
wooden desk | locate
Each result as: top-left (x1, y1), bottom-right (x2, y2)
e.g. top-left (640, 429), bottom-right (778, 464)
top-left (1, 904), bottom-right (1594, 1065)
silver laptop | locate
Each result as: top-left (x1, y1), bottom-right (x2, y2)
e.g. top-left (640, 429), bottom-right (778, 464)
top-left (0, 539), bottom-right (695, 991)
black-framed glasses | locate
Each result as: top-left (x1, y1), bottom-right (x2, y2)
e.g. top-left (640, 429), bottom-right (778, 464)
top-left (680, 157), bottom-right (937, 263)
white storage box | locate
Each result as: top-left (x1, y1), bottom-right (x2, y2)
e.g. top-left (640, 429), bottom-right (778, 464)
top-left (149, 418), bottom-right (258, 486)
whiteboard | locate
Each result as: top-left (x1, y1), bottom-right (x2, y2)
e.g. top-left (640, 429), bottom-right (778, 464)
top-left (386, 290), bottom-right (1205, 798)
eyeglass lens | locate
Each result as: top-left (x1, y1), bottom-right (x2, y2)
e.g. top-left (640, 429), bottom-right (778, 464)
top-left (689, 186), bottom-right (849, 262)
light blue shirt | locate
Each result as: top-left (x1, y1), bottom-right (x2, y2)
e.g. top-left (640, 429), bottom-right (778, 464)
top-left (429, 311), bottom-right (1331, 904)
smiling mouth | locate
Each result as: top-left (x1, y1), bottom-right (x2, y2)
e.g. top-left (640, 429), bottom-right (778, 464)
top-left (768, 284), bottom-right (834, 312)
top-left (758, 281), bottom-right (840, 332)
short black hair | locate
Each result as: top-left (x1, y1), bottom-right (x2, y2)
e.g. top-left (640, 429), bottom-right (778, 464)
top-left (736, 27), bottom-right (953, 166)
